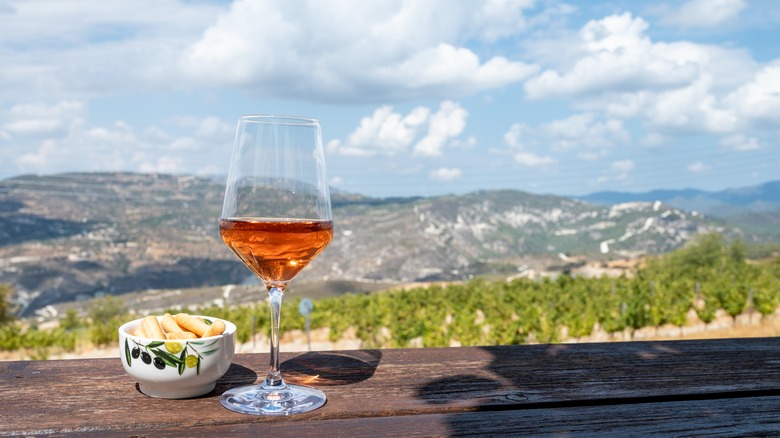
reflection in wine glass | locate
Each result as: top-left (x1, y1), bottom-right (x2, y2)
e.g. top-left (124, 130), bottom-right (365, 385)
top-left (219, 115), bottom-right (333, 416)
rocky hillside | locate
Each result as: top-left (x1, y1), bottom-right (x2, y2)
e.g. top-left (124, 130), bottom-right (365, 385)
top-left (0, 173), bottom-right (758, 315)
top-left (580, 180), bottom-right (780, 239)
top-left (328, 191), bottom-right (734, 281)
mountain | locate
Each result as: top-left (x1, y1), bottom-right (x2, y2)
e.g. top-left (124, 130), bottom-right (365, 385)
top-left (580, 180), bottom-right (780, 211)
top-left (0, 172), bottom-right (767, 315)
top-left (578, 180), bottom-right (780, 238)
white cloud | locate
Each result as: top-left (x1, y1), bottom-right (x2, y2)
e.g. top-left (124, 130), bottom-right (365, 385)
top-left (2, 101), bottom-right (84, 138)
top-left (513, 151), bottom-right (556, 167)
top-left (525, 12), bottom-right (756, 100)
top-left (139, 156), bottom-right (184, 174)
top-left (594, 159), bottom-right (635, 185)
top-left (429, 167), bottom-right (462, 182)
top-left (503, 123), bottom-right (557, 167)
top-left (327, 105), bottom-right (427, 157)
top-left (661, 0), bottom-right (747, 28)
top-left (0, 0), bottom-right (776, 197)
top-left (0, 1), bottom-right (532, 104)
top-left (164, 116), bottom-right (234, 152)
top-left (195, 116), bottom-right (233, 139)
top-left (473, 0), bottom-right (535, 42)
top-left (2, 101), bottom-right (233, 177)
top-left (688, 161), bottom-right (711, 173)
top-left (645, 75), bottom-right (737, 134)
top-left (0, 1), bottom-right (218, 44)
top-left (603, 92), bottom-right (651, 119)
top-left (413, 101), bottom-right (468, 157)
top-left (329, 101), bottom-right (468, 158)
top-left (450, 136), bottom-right (478, 150)
top-left (523, 11), bottom-right (761, 138)
top-left (541, 113), bottom-right (629, 159)
top-left (611, 159), bottom-right (635, 179)
top-left (4, 118), bottom-right (64, 134)
top-left (525, 13), bottom-right (699, 99)
top-left (641, 133), bottom-right (665, 148)
top-left (169, 137), bottom-right (199, 151)
top-left (7, 100), bottom-right (84, 118)
top-left (392, 44), bottom-right (538, 96)
top-left (504, 117), bottom-right (627, 167)
top-left (0, 1), bottom-right (223, 101)
top-left (504, 123), bottom-right (529, 149)
top-left (181, 0), bottom-right (538, 102)
top-left (720, 133), bottom-right (760, 151)
top-left (724, 63), bottom-right (780, 127)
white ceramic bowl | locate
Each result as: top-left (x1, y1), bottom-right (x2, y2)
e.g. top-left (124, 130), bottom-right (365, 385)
top-left (118, 316), bottom-right (236, 399)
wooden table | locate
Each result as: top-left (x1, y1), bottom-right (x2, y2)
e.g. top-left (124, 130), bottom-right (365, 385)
top-left (2, 337), bottom-right (780, 436)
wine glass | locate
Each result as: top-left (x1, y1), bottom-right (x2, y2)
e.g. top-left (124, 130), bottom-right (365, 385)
top-left (219, 114), bottom-right (333, 416)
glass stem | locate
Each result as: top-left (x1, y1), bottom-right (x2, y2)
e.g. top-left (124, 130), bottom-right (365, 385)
top-left (263, 286), bottom-right (285, 389)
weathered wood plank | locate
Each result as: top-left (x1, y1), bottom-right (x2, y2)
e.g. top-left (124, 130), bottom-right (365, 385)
top-left (1, 338), bottom-right (779, 436)
top-left (14, 395), bottom-right (780, 437)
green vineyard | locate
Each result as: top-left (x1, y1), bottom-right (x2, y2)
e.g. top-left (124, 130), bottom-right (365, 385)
top-left (2, 233), bottom-right (779, 359)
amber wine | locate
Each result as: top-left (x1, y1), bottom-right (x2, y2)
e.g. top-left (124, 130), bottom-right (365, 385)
top-left (219, 218), bottom-right (333, 288)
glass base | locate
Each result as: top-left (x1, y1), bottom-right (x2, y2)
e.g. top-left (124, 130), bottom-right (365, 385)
top-left (220, 383), bottom-right (326, 416)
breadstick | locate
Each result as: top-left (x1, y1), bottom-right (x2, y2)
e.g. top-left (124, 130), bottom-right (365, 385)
top-left (141, 315), bottom-right (165, 339)
top-left (160, 313), bottom-right (183, 334)
top-left (203, 319), bottom-right (226, 337)
top-left (132, 324), bottom-right (147, 337)
top-left (165, 331), bottom-right (198, 340)
top-left (173, 313), bottom-right (210, 337)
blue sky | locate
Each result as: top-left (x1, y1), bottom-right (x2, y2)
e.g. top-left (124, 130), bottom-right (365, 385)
top-left (0, 0), bottom-right (778, 198)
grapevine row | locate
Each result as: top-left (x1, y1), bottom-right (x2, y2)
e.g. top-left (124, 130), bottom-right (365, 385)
top-left (1, 234), bottom-right (778, 357)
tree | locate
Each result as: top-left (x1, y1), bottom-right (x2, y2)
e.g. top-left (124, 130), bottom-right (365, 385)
top-left (60, 308), bottom-right (82, 331)
top-left (729, 238), bottom-right (746, 265)
top-left (0, 284), bottom-right (16, 326)
top-left (676, 233), bottom-right (724, 271)
top-left (88, 295), bottom-right (126, 322)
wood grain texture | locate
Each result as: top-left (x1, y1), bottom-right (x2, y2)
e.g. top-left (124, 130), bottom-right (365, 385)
top-left (1, 338), bottom-right (780, 436)
top-left (55, 396), bottom-right (780, 438)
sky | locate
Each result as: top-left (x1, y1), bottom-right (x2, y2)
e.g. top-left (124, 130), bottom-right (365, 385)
top-left (0, 0), bottom-right (779, 198)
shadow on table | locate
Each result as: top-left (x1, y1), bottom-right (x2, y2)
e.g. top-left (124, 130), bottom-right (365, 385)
top-left (282, 350), bottom-right (383, 386)
top-left (213, 363), bottom-right (259, 395)
top-left (130, 363), bottom-right (259, 399)
top-left (413, 345), bottom-right (570, 435)
top-left (414, 342), bottom-right (703, 435)
top-left (416, 375), bottom-right (503, 405)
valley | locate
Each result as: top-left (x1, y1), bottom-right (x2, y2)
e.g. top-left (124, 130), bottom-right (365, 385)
top-left (1, 172), bottom-right (777, 319)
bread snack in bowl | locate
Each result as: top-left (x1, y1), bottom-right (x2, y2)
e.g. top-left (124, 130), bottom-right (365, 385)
top-left (118, 314), bottom-right (236, 399)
